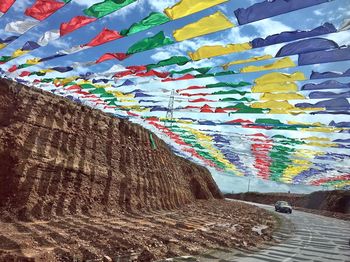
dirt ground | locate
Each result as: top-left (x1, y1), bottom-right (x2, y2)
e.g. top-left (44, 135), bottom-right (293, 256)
top-left (0, 200), bottom-right (277, 262)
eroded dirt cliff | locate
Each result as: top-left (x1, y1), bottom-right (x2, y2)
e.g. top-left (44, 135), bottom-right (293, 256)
top-left (0, 78), bottom-right (222, 220)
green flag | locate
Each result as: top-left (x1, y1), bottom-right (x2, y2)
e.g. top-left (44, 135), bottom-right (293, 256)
top-left (40, 78), bottom-right (54, 83)
top-left (90, 88), bottom-right (108, 94)
top-left (146, 56), bottom-right (190, 71)
top-left (212, 90), bottom-right (247, 96)
top-left (170, 67), bottom-right (211, 75)
top-left (220, 97), bottom-right (254, 102)
top-left (0, 56), bottom-right (12, 63)
top-left (126, 31), bottom-right (174, 55)
top-left (206, 81), bottom-right (251, 88)
top-left (269, 145), bottom-right (295, 182)
top-left (30, 71), bottom-right (46, 76)
top-left (108, 99), bottom-right (119, 106)
top-left (194, 70), bottom-right (236, 78)
top-left (84, 0), bottom-right (136, 18)
top-left (255, 118), bottom-right (283, 125)
top-left (18, 63), bottom-right (33, 69)
top-left (80, 83), bottom-right (96, 89)
top-left (121, 12), bottom-right (170, 36)
top-left (100, 93), bottom-right (115, 98)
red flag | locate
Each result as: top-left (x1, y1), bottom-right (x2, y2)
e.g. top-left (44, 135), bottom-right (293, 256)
top-left (162, 74), bottom-right (195, 82)
top-left (65, 85), bottom-right (81, 91)
top-left (127, 111), bottom-right (140, 117)
top-left (86, 28), bottom-right (122, 47)
top-left (76, 90), bottom-right (90, 95)
top-left (0, 0), bottom-right (15, 13)
top-left (225, 119), bottom-right (253, 125)
top-left (177, 85), bottom-right (203, 92)
top-left (25, 0), bottom-right (65, 21)
top-left (189, 98), bottom-right (215, 103)
top-left (60, 16), bottom-right (97, 36)
top-left (95, 53), bottom-right (130, 63)
top-left (181, 92), bottom-right (209, 97)
top-left (200, 104), bottom-right (214, 113)
top-left (114, 70), bottom-right (134, 78)
top-left (8, 65), bottom-right (17, 72)
top-left (135, 70), bottom-right (169, 78)
top-left (215, 108), bottom-right (227, 113)
top-left (126, 65), bottom-right (147, 72)
top-left (19, 71), bottom-right (31, 77)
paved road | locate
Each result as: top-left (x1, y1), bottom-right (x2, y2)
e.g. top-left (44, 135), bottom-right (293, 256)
top-left (166, 201), bottom-right (350, 262)
top-left (228, 201), bottom-right (350, 262)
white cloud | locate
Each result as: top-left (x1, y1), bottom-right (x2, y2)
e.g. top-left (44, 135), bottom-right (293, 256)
top-left (249, 18), bottom-right (293, 38)
top-left (72, 0), bottom-right (102, 7)
top-left (145, 0), bottom-right (177, 12)
top-left (12, 0), bottom-right (31, 12)
top-left (313, 9), bottom-right (323, 16)
top-left (50, 38), bottom-right (71, 49)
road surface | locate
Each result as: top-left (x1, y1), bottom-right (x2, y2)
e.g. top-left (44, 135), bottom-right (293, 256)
top-left (228, 201), bottom-right (350, 262)
top-left (166, 200), bottom-right (350, 262)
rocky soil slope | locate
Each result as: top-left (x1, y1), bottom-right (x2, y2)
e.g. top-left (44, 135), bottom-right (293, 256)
top-left (0, 79), bottom-right (277, 261)
top-left (0, 78), bottom-right (222, 220)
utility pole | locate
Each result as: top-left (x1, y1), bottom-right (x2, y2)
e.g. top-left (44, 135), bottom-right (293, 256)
top-left (166, 89), bottom-right (175, 127)
top-left (247, 177), bottom-right (251, 192)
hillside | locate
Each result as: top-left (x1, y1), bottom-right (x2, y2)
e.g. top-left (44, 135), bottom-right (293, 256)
top-left (0, 79), bottom-right (277, 261)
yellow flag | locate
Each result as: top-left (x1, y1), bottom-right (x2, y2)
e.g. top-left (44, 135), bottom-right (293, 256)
top-left (26, 58), bottom-right (41, 65)
top-left (306, 141), bottom-right (337, 147)
top-left (303, 136), bottom-right (330, 141)
top-left (39, 69), bottom-right (55, 73)
top-left (54, 77), bottom-right (78, 86)
top-left (302, 127), bottom-right (338, 133)
top-left (222, 55), bottom-right (273, 70)
top-left (112, 91), bottom-right (134, 98)
top-left (12, 49), bottom-right (29, 58)
top-left (173, 11), bottom-right (234, 42)
top-left (189, 42), bottom-right (251, 61)
top-left (254, 72), bottom-right (306, 84)
top-left (287, 121), bottom-right (323, 126)
top-left (251, 100), bottom-right (295, 110)
top-left (164, 0), bottom-right (228, 20)
top-left (0, 43), bottom-right (6, 50)
top-left (260, 93), bottom-right (305, 100)
top-left (119, 98), bottom-right (137, 103)
top-left (252, 82), bottom-right (298, 93)
top-left (334, 181), bottom-right (350, 189)
top-left (240, 57), bottom-right (296, 73)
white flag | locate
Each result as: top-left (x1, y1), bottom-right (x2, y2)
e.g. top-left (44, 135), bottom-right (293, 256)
top-left (58, 45), bottom-right (89, 55)
top-left (37, 29), bottom-right (60, 46)
top-left (5, 19), bottom-right (39, 34)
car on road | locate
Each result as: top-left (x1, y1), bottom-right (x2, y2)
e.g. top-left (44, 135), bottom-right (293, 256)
top-left (275, 201), bottom-right (292, 214)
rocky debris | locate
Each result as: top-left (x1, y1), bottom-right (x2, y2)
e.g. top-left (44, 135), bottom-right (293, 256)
top-left (0, 200), bottom-right (276, 261)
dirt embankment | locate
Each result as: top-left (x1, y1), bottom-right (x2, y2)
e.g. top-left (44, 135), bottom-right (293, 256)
top-left (0, 78), bottom-right (222, 220)
top-left (0, 79), bottom-right (277, 261)
top-left (226, 191), bottom-right (350, 219)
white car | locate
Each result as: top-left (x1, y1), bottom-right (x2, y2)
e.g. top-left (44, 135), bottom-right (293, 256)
top-left (275, 201), bottom-right (292, 214)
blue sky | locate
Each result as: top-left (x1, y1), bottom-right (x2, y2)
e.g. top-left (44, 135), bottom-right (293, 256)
top-left (1, 0), bottom-right (350, 193)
